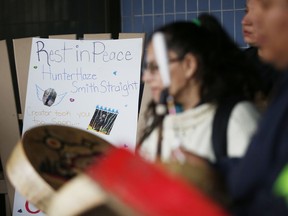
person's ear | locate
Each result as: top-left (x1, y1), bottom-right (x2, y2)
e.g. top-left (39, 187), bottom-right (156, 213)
top-left (183, 53), bottom-right (197, 79)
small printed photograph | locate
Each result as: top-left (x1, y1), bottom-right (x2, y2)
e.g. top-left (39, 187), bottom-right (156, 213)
top-left (36, 85), bottom-right (67, 107)
top-left (42, 88), bottom-right (57, 107)
top-left (88, 105), bottom-right (118, 135)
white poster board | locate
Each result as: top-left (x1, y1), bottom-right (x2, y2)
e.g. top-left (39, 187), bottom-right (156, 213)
top-left (12, 37), bottom-right (143, 215)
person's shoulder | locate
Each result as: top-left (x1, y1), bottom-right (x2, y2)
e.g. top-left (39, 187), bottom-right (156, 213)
top-left (226, 101), bottom-right (260, 158)
top-left (230, 101), bottom-right (260, 124)
top-left (232, 101), bottom-right (259, 114)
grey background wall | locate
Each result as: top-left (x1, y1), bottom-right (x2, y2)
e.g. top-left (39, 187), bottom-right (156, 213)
top-left (121, 0), bottom-right (247, 47)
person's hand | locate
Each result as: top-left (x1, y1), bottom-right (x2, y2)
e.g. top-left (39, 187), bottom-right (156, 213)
top-left (171, 146), bottom-right (210, 168)
top-left (167, 147), bottom-right (230, 207)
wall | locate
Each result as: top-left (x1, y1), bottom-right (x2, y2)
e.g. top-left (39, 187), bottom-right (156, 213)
top-left (0, 0), bottom-right (121, 39)
top-left (121, 0), bottom-right (247, 47)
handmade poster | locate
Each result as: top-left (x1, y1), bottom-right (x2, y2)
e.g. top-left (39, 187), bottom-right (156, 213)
top-left (13, 191), bottom-right (45, 216)
top-left (13, 37), bottom-right (143, 215)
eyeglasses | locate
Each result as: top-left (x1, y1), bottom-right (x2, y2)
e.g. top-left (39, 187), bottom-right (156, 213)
top-left (143, 57), bottom-right (183, 75)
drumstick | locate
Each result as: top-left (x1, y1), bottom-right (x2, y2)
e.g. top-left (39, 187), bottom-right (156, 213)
top-left (47, 148), bottom-right (229, 216)
top-left (152, 32), bottom-right (177, 115)
top-left (152, 32), bottom-right (170, 88)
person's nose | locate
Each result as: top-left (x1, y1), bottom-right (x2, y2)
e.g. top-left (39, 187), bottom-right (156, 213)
top-left (142, 70), bottom-right (152, 83)
top-left (242, 13), bottom-right (251, 26)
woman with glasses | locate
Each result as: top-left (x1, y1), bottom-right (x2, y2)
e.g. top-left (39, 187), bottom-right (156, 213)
top-left (137, 14), bottom-right (261, 164)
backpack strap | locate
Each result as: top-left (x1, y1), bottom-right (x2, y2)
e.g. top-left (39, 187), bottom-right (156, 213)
top-left (212, 98), bottom-right (244, 161)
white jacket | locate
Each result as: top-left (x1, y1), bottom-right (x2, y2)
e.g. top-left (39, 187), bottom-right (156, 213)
top-left (139, 102), bottom-right (260, 163)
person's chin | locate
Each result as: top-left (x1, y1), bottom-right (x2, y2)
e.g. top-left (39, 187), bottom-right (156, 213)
top-left (243, 32), bottom-right (255, 44)
top-left (244, 38), bottom-right (256, 47)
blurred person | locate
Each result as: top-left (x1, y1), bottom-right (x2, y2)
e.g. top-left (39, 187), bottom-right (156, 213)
top-left (242, 0), bottom-right (279, 107)
top-left (242, 0), bottom-right (259, 46)
top-left (256, 0), bottom-right (288, 70)
top-left (215, 0), bottom-right (288, 215)
top-left (137, 14), bottom-right (260, 166)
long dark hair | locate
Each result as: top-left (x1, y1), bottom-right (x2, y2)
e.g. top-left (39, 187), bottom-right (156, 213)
top-left (138, 13), bottom-right (260, 146)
